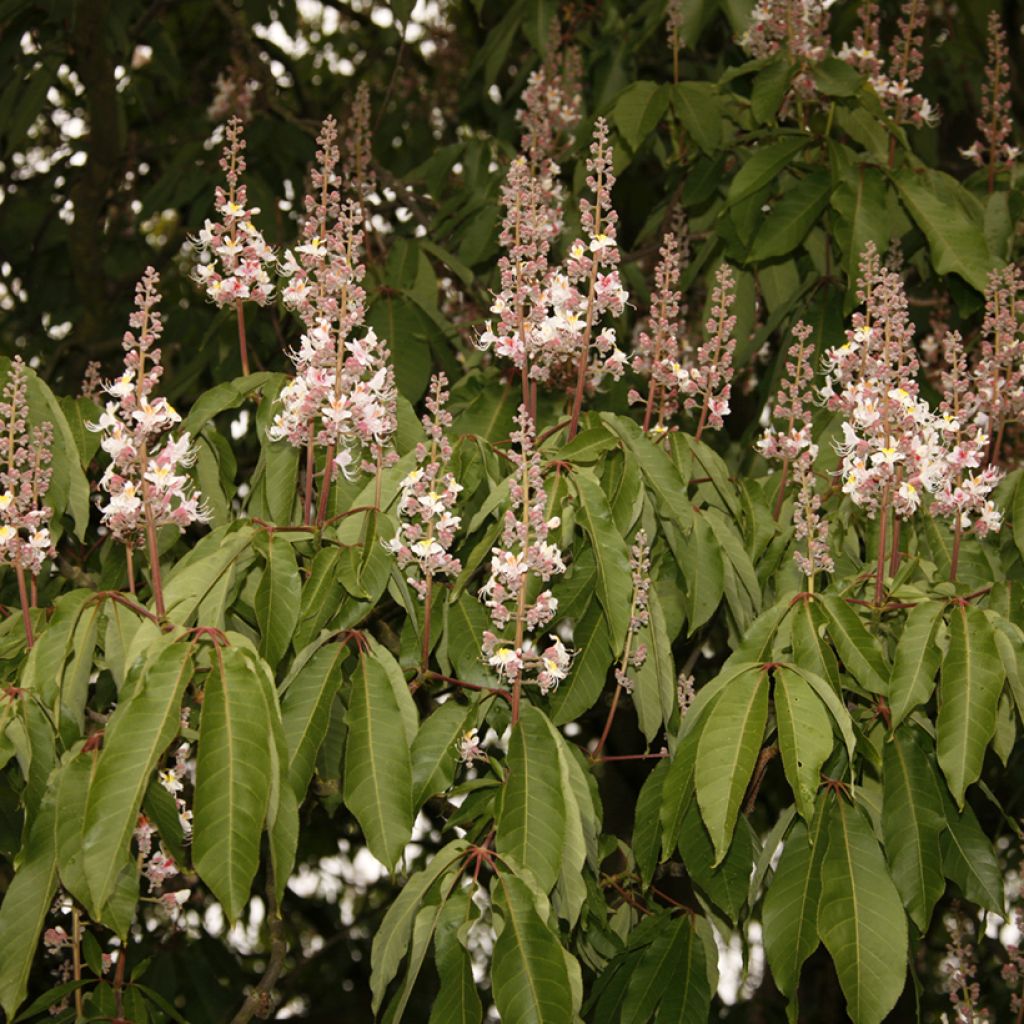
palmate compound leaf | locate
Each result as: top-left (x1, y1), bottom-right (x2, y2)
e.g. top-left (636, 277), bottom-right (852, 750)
top-left (343, 644), bottom-right (414, 871)
top-left (694, 664), bottom-right (769, 864)
top-left (881, 725), bottom-right (946, 932)
top-left (937, 602), bottom-right (1006, 808)
top-left (762, 805), bottom-right (829, 1012)
top-left (192, 646), bottom-right (273, 923)
top-left (81, 642), bottom-right (193, 913)
top-left (491, 872), bottom-right (576, 1024)
top-left (818, 797), bottom-right (909, 1024)
top-left (495, 702), bottom-right (565, 895)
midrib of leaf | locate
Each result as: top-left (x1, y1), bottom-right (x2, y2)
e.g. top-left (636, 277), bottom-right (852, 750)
top-left (888, 736), bottom-right (929, 918)
top-left (496, 873), bottom-right (546, 1018)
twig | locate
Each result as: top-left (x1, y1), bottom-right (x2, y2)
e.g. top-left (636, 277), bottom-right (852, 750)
top-left (229, 867), bottom-right (289, 1024)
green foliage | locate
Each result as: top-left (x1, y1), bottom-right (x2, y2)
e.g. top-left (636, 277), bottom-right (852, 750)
top-left (1, 0), bottom-right (1024, 1021)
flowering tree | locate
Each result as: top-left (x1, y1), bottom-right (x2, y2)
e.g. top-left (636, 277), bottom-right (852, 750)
top-left (2, 1), bottom-right (1024, 1022)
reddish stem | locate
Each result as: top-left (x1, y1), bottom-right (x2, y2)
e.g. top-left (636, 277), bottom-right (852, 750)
top-left (235, 299), bottom-right (250, 377)
top-left (14, 564), bottom-right (33, 649)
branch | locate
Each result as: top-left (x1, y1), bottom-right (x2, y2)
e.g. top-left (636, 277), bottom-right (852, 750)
top-left (229, 868), bottom-right (289, 1024)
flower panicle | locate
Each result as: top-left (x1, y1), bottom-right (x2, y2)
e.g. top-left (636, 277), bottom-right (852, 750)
top-left (686, 261), bottom-right (737, 436)
top-left (0, 358), bottom-right (55, 575)
top-left (479, 406), bottom-right (569, 694)
top-left (629, 230), bottom-right (688, 433)
top-left (88, 269), bottom-right (209, 546)
top-left (757, 319), bottom-right (816, 464)
top-left (190, 117), bottom-right (277, 308)
top-left (387, 374), bottom-right (461, 595)
top-left (343, 82), bottom-right (376, 201)
top-left (792, 452), bottom-right (833, 580)
top-left (614, 530), bottom-right (652, 693)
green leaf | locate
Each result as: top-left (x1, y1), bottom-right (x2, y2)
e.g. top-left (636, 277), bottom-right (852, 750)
top-left (774, 668), bottom-right (833, 823)
top-left (694, 665), bottom-right (768, 864)
top-left (82, 644), bottom-right (193, 911)
top-left (632, 588), bottom-right (677, 743)
top-left (601, 414), bottom-right (693, 533)
top-left (370, 839), bottom-right (468, 1013)
top-left (411, 699), bottom-right (476, 810)
top-left (726, 136), bottom-right (810, 207)
top-left (831, 164), bottom-right (890, 310)
top-left (280, 642), bottom-right (345, 800)
top-left (548, 601), bottom-right (611, 725)
top-left (818, 798), bottom-right (908, 1024)
top-left (613, 81), bottom-right (669, 152)
top-left (634, 760), bottom-right (669, 889)
top-left (0, 796), bottom-right (58, 1020)
top-left (749, 171), bottom-right (832, 263)
top-left (812, 57), bottom-right (864, 96)
top-left (762, 808), bottom-right (828, 1004)
top-left (343, 647), bottom-right (414, 870)
top-left (671, 82), bottom-right (723, 154)
top-left (254, 535), bottom-right (302, 668)
top-left (679, 511), bottom-right (725, 634)
top-left (882, 727), bottom-right (945, 931)
top-left (679, 804), bottom-right (756, 922)
top-left (496, 703), bottom-right (565, 894)
top-left (293, 547), bottom-right (346, 650)
top-left (179, 372), bottom-right (275, 437)
top-left (939, 795), bottom-right (1004, 913)
top-left (751, 56), bottom-right (794, 124)
top-left (888, 601), bottom-right (943, 728)
top-left (936, 603), bottom-right (1005, 808)
top-left (491, 872), bottom-right (574, 1024)
top-left (192, 646), bottom-right (274, 922)
top-left (653, 915), bottom-right (711, 1023)
top-left (429, 891), bottom-right (483, 1024)
top-left (818, 595), bottom-right (889, 694)
top-left (572, 467), bottom-right (632, 655)
top-left (895, 169), bottom-right (997, 292)
top-left (621, 914), bottom-right (702, 1024)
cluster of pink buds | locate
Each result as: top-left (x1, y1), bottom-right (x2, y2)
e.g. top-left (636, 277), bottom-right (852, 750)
top-left (686, 263), bottom-right (738, 440)
top-left (386, 374), bottom-right (462, 596)
top-left (960, 13), bottom-right (1020, 174)
top-left (629, 231), bottom-right (688, 436)
top-left (270, 116), bottom-right (397, 480)
top-left (757, 320), bottom-right (816, 465)
top-left (515, 24), bottom-right (582, 239)
top-left (792, 454), bottom-right (833, 581)
top-left (930, 330), bottom-right (1003, 538)
top-left (190, 117), bottom-right (276, 309)
top-left (840, 0), bottom-right (937, 127)
top-left (974, 266), bottom-right (1024, 464)
top-left (614, 531), bottom-right (652, 695)
top-left (740, 0), bottom-right (833, 108)
top-left (942, 904), bottom-right (988, 1022)
top-left (88, 269), bottom-right (208, 545)
top-left (479, 408), bottom-right (570, 695)
top-left (478, 119), bottom-right (629, 402)
top-left (0, 358), bottom-right (55, 576)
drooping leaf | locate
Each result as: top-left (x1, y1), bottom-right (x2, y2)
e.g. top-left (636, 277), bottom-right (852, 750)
top-left (940, 795), bottom-right (1004, 914)
top-left (749, 171), bottom-right (831, 263)
top-left (671, 82), bottom-right (723, 154)
top-left (936, 603), bottom-right (1004, 808)
top-left (695, 665), bottom-right (768, 863)
top-left (679, 511), bottom-right (725, 635)
top-left (725, 136), bottom-right (810, 206)
top-left (818, 798), bottom-right (909, 1024)
top-left (411, 698), bottom-right (477, 810)
top-left (613, 80), bottom-right (670, 152)
top-left (0, 797), bottom-right (58, 1021)
top-left (882, 726), bottom-right (945, 931)
top-left (428, 890), bottom-right (483, 1024)
top-left (496, 703), bottom-right (565, 894)
top-left (82, 643), bottom-right (193, 912)
top-left (621, 913), bottom-right (706, 1024)
top-left (342, 646), bottom-right (414, 870)
top-left (573, 467), bottom-right (632, 655)
top-left (762, 808), bottom-right (828, 1005)
top-left (491, 872), bottom-right (575, 1024)
top-left (774, 668), bottom-right (833, 823)
top-left (888, 601), bottom-right (943, 728)
top-left (192, 646), bottom-right (274, 922)
top-left (254, 534), bottom-right (302, 668)
top-left (818, 594), bottom-right (889, 694)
